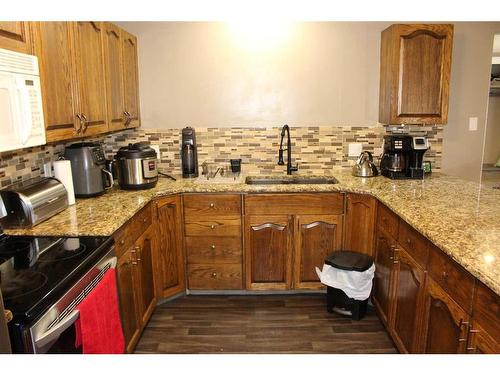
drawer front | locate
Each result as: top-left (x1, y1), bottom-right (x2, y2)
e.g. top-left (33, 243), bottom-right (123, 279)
top-left (245, 193), bottom-right (344, 215)
top-left (377, 203), bottom-right (399, 239)
top-left (184, 218), bottom-right (241, 237)
top-left (397, 221), bottom-right (429, 267)
top-left (114, 203), bottom-right (152, 258)
top-left (186, 237), bottom-right (242, 264)
top-left (472, 282), bottom-right (500, 342)
top-left (188, 264), bottom-right (243, 289)
top-left (184, 194), bottom-right (241, 219)
top-left (428, 245), bottom-right (475, 312)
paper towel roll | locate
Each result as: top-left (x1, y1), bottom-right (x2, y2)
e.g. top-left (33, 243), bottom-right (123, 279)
top-left (53, 160), bottom-right (76, 205)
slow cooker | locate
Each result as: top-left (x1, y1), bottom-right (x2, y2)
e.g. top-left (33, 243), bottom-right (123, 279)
top-left (114, 142), bottom-right (158, 190)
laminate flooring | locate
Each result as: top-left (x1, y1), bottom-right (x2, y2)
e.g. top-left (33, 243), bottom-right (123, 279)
top-left (134, 294), bottom-right (397, 354)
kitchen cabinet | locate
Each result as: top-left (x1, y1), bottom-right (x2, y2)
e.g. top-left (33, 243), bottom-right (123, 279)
top-left (121, 29), bottom-right (140, 128)
top-left (184, 194), bottom-right (243, 290)
top-left (379, 24), bottom-right (453, 125)
top-left (420, 277), bottom-right (469, 353)
top-left (154, 195), bottom-right (186, 299)
top-left (343, 194), bottom-right (376, 256)
top-left (390, 247), bottom-right (426, 353)
top-left (134, 226), bottom-right (156, 327)
top-left (293, 214), bottom-right (343, 290)
top-left (0, 22), bottom-right (33, 54)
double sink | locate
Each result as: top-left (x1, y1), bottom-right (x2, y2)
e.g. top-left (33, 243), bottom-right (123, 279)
top-left (245, 176), bottom-right (338, 185)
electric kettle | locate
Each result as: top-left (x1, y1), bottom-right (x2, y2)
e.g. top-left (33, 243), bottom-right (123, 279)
top-left (352, 151), bottom-right (379, 177)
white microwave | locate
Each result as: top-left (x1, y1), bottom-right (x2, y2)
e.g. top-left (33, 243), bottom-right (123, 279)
top-left (0, 48), bottom-right (46, 153)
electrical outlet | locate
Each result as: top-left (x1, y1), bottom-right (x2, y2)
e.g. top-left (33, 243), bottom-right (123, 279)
top-left (469, 117), bottom-right (478, 131)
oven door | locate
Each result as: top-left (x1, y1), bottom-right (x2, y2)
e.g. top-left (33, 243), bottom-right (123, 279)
top-left (26, 247), bottom-right (117, 354)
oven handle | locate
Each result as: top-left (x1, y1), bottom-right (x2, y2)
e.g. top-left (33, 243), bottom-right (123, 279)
top-left (34, 309), bottom-right (80, 349)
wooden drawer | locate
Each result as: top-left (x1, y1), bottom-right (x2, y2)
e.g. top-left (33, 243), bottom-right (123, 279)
top-left (184, 194), bottom-right (241, 219)
top-left (397, 221), bottom-right (429, 268)
top-left (184, 218), bottom-right (241, 237)
top-left (186, 237), bottom-right (242, 264)
top-left (114, 203), bottom-right (152, 258)
top-left (244, 193), bottom-right (344, 215)
top-left (428, 245), bottom-right (475, 312)
top-left (472, 282), bottom-right (500, 343)
top-left (188, 264), bottom-right (243, 290)
top-left (377, 203), bottom-right (399, 239)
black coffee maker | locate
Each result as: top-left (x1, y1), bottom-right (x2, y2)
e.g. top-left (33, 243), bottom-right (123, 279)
top-left (380, 134), bottom-right (429, 179)
top-left (181, 127), bottom-right (199, 178)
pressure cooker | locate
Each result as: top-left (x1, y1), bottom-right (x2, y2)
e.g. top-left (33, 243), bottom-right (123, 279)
top-left (113, 142), bottom-right (158, 190)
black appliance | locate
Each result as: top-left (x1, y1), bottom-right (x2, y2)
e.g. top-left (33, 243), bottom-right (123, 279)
top-left (181, 127), bottom-right (199, 178)
top-left (64, 143), bottom-right (114, 197)
top-left (380, 134), bottom-right (429, 180)
top-left (0, 232), bottom-right (116, 353)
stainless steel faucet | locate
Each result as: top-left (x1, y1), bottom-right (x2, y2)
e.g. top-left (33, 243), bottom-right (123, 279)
top-left (278, 124), bottom-right (298, 175)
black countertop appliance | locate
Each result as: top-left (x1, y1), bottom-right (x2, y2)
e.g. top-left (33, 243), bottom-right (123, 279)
top-left (380, 134), bottom-right (429, 179)
top-left (181, 127), bottom-right (199, 178)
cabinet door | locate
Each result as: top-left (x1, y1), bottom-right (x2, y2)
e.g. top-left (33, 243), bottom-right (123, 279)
top-left (121, 30), bottom-right (140, 128)
top-left (245, 215), bottom-right (292, 290)
top-left (391, 248), bottom-right (426, 353)
top-left (155, 196), bottom-right (186, 299)
top-left (135, 226), bottom-right (156, 327)
top-left (372, 229), bottom-right (396, 326)
top-left (294, 214), bottom-right (343, 290)
top-left (420, 277), bottom-right (469, 353)
top-left (467, 322), bottom-right (500, 354)
top-left (73, 21), bottom-right (108, 135)
top-left (0, 22), bottom-right (32, 54)
top-left (33, 22), bottom-right (79, 142)
top-left (344, 194), bottom-right (376, 256)
top-left (116, 248), bottom-right (141, 353)
top-left (103, 23), bottom-right (126, 132)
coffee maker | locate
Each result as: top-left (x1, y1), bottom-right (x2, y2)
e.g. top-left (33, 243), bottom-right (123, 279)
top-left (181, 127), bottom-right (199, 178)
top-left (380, 135), bottom-right (429, 179)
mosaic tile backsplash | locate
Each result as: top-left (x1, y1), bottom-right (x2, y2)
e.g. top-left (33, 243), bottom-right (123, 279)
top-left (0, 125), bottom-right (443, 187)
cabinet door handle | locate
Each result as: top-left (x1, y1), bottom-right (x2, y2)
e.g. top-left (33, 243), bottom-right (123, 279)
top-left (209, 203), bottom-right (215, 208)
top-left (81, 113), bottom-right (88, 133)
top-left (466, 328), bottom-right (479, 352)
top-left (211, 272), bottom-right (217, 278)
top-left (210, 224), bottom-right (216, 229)
top-left (136, 246), bottom-right (142, 262)
top-left (75, 114), bottom-right (83, 134)
top-left (211, 244), bottom-right (216, 250)
top-left (458, 319), bottom-right (469, 342)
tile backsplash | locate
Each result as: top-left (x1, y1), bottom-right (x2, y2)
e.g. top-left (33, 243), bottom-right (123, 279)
top-left (0, 124), bottom-right (443, 187)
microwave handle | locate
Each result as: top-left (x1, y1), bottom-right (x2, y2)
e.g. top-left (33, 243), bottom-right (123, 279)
top-left (33, 309), bottom-right (80, 349)
top-left (16, 85), bottom-right (33, 145)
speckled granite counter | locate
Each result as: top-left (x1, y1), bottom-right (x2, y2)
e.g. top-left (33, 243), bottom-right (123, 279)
top-left (4, 170), bottom-right (499, 295)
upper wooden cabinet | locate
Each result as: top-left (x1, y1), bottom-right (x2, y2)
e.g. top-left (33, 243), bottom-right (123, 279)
top-left (379, 24), bottom-right (454, 125)
top-left (103, 23), bottom-right (140, 131)
top-left (0, 22), bottom-right (33, 54)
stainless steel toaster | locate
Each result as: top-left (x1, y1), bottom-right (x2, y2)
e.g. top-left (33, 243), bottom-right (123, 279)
top-left (0, 177), bottom-right (68, 228)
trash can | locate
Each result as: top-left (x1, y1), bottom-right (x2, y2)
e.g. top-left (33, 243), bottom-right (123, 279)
top-left (316, 251), bottom-right (375, 321)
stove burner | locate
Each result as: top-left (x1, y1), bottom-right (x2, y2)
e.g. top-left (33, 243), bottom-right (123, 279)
top-left (37, 243), bottom-right (87, 263)
top-left (1, 270), bottom-right (48, 301)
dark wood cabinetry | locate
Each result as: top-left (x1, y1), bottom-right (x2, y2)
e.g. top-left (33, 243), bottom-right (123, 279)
top-left (134, 226), bottom-right (156, 327)
top-left (154, 196), bottom-right (186, 299)
top-left (0, 22), bottom-right (33, 54)
top-left (121, 29), bottom-right (140, 128)
top-left (372, 229), bottom-right (395, 326)
top-left (343, 194), bottom-right (376, 256)
top-left (379, 24), bottom-right (453, 125)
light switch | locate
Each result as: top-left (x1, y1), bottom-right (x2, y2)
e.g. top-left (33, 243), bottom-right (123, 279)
top-left (469, 117), bottom-right (478, 131)
top-left (348, 143), bottom-right (363, 157)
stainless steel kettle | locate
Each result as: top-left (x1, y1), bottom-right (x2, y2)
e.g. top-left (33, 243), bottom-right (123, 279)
top-left (352, 151), bottom-right (379, 177)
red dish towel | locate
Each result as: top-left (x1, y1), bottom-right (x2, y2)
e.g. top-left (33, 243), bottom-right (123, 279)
top-left (75, 268), bottom-right (125, 354)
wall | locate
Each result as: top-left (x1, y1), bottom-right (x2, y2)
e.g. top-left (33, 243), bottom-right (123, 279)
top-left (117, 22), bottom-right (388, 128)
top-left (441, 22), bottom-right (500, 182)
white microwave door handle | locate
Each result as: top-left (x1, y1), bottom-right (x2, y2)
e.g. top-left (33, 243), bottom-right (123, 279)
top-left (16, 85), bottom-right (32, 145)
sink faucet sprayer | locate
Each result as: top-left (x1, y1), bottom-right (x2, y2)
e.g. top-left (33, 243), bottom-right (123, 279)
top-left (278, 124), bottom-right (298, 175)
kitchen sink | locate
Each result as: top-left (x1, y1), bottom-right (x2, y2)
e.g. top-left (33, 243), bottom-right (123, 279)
top-left (245, 176), bottom-right (338, 185)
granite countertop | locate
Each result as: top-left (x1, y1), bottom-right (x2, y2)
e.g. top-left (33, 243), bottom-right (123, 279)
top-left (4, 170), bottom-right (499, 295)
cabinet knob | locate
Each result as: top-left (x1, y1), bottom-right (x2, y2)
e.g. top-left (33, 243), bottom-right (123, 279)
top-left (442, 271), bottom-right (448, 279)
top-left (406, 238), bottom-right (411, 245)
top-left (119, 239), bottom-right (125, 245)
top-left (209, 203), bottom-right (215, 208)
top-left (211, 272), bottom-right (217, 278)
top-left (211, 244), bottom-right (216, 250)
top-left (210, 224), bottom-right (216, 229)
top-left (143, 218), bottom-right (147, 223)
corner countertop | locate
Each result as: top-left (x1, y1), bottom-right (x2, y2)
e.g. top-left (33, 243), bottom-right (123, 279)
top-left (4, 170), bottom-right (499, 295)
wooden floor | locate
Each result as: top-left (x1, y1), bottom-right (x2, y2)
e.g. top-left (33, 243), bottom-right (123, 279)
top-left (134, 294), bottom-right (397, 354)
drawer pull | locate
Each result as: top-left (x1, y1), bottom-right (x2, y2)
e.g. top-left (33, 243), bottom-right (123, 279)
top-left (119, 239), bottom-right (125, 245)
top-left (406, 238), bottom-right (411, 245)
top-left (210, 224), bottom-right (216, 229)
top-left (442, 271), bottom-right (448, 279)
top-left (211, 244), bottom-right (216, 250)
top-left (142, 218), bottom-right (147, 223)
top-left (211, 272), bottom-right (217, 278)
top-left (209, 203), bottom-right (215, 208)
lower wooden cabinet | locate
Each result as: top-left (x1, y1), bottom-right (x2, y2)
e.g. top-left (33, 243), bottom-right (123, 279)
top-left (187, 264), bottom-right (242, 290)
top-left (154, 196), bottom-right (186, 299)
top-left (420, 277), bottom-right (470, 354)
top-left (343, 194), bottom-right (376, 256)
top-left (293, 214), bottom-right (343, 289)
top-left (372, 228), bottom-right (395, 326)
top-left (134, 226), bottom-right (156, 327)
top-left (245, 215), bottom-right (293, 290)
top-left (390, 248), bottom-right (426, 353)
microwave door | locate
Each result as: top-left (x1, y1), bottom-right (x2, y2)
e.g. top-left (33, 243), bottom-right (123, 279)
top-left (0, 73), bottom-right (23, 152)
top-left (15, 77), bottom-right (34, 145)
